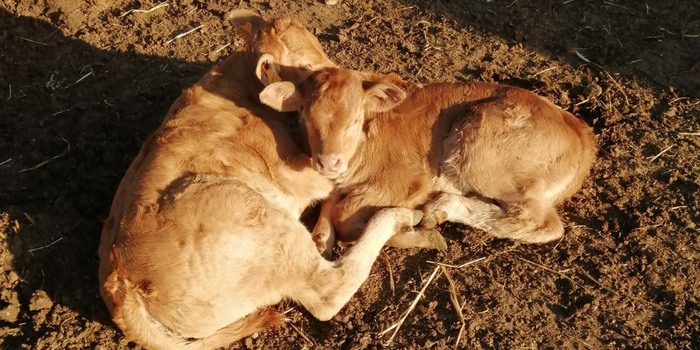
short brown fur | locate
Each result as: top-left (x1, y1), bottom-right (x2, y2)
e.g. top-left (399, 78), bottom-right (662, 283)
top-left (98, 16), bottom-right (413, 350)
top-left (261, 68), bottom-right (597, 247)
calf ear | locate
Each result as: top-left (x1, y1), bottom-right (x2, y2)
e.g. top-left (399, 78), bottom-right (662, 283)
top-left (256, 53), bottom-right (282, 86)
top-left (227, 9), bottom-right (267, 42)
top-left (260, 82), bottom-right (303, 112)
top-left (362, 81), bottom-right (406, 112)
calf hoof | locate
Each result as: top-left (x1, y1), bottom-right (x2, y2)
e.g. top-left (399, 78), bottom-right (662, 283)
top-left (419, 210), bottom-right (448, 229)
top-left (425, 229), bottom-right (448, 251)
top-left (313, 231), bottom-right (335, 260)
top-left (411, 209), bottom-right (424, 226)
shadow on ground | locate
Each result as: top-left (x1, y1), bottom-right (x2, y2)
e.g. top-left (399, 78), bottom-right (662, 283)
top-left (405, 0), bottom-right (700, 97)
top-left (0, 8), bottom-right (207, 346)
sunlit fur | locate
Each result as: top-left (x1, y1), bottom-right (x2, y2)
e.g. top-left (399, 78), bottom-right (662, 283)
top-left (299, 70), bottom-right (368, 177)
top-left (263, 67), bottom-right (596, 247)
top-left (98, 15), bottom-right (408, 350)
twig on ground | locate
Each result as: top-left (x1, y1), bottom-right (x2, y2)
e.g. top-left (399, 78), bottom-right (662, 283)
top-left (530, 66), bottom-right (557, 78)
top-left (65, 66), bottom-right (93, 88)
top-left (575, 98), bottom-right (590, 106)
top-left (19, 37), bottom-right (48, 46)
top-left (380, 265), bottom-right (441, 345)
top-left (0, 158), bottom-right (11, 166)
top-left (24, 213), bottom-right (37, 226)
top-left (287, 321), bottom-right (315, 345)
top-left (679, 132), bottom-right (700, 136)
top-left (28, 237), bottom-right (64, 253)
top-left (381, 251), bottom-right (395, 296)
top-left (440, 266), bottom-right (466, 349)
top-left (599, 68), bottom-right (630, 106)
top-left (18, 137), bottom-right (71, 173)
top-left (120, 1), bottom-right (169, 17)
top-left (551, 230), bottom-right (571, 251)
top-left (427, 256), bottom-right (487, 269)
top-left (572, 49), bottom-right (591, 63)
top-left (630, 223), bottom-right (663, 232)
top-left (213, 43), bottom-right (231, 54)
top-left (516, 257), bottom-right (584, 289)
top-left (165, 25), bottom-right (205, 44)
top-left (649, 145), bottom-right (674, 162)
top-left (571, 49), bottom-right (629, 106)
top-left (659, 27), bottom-right (677, 36)
top-left (669, 97), bottom-right (689, 104)
top-left (603, 1), bottom-right (629, 10)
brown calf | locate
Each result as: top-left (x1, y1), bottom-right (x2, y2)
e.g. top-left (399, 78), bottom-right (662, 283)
top-left (260, 68), bottom-right (597, 247)
top-left (98, 16), bottom-right (413, 350)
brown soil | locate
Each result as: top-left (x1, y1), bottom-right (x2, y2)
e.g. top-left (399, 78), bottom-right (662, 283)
top-left (1, 0), bottom-right (699, 349)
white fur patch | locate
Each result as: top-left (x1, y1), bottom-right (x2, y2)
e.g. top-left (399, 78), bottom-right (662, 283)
top-left (543, 170), bottom-right (575, 200)
top-left (504, 106), bottom-right (531, 128)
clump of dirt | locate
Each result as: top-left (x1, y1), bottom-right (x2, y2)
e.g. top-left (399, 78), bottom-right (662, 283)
top-left (1, 0), bottom-right (699, 349)
top-left (0, 214), bottom-right (20, 323)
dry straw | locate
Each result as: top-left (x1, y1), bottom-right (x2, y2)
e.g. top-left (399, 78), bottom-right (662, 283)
top-left (380, 257), bottom-right (486, 346)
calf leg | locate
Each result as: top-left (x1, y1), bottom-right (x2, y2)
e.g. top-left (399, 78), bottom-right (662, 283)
top-left (311, 191), bottom-right (340, 259)
top-left (297, 208), bottom-right (422, 320)
top-left (421, 192), bottom-right (564, 243)
top-left (333, 195), bottom-right (446, 250)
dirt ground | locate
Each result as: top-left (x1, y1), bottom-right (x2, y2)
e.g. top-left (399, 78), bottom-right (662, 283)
top-left (1, 0), bottom-right (699, 349)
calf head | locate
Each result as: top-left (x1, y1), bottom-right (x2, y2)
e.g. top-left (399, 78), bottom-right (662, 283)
top-left (228, 10), bottom-right (336, 85)
top-left (259, 68), bottom-right (406, 178)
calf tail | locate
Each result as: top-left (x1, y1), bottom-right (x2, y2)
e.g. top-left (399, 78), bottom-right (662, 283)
top-left (105, 271), bottom-right (284, 350)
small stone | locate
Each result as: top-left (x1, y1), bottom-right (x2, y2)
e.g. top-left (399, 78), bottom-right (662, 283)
top-left (29, 290), bottom-right (53, 311)
top-left (63, 11), bottom-right (86, 33)
top-left (0, 304), bottom-right (20, 323)
top-left (0, 294), bottom-right (20, 323)
top-left (401, 42), bottom-right (419, 53)
top-left (7, 271), bottom-right (19, 285)
top-left (585, 84), bottom-right (603, 99)
top-left (245, 337), bottom-right (253, 348)
top-left (325, 0), bottom-right (339, 5)
top-left (665, 106), bottom-right (677, 117)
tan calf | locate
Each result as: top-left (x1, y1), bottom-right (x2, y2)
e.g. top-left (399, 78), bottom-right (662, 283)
top-left (98, 15), bottom-right (412, 350)
top-left (260, 68), bottom-right (597, 247)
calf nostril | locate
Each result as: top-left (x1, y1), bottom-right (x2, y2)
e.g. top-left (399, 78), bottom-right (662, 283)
top-left (332, 158), bottom-right (342, 169)
top-left (316, 156), bottom-right (324, 169)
